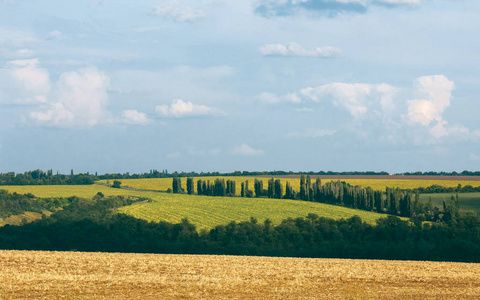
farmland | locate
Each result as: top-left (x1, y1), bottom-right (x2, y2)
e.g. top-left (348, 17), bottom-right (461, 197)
top-left (1, 250), bottom-right (480, 299)
top-left (0, 185), bottom-right (394, 229)
top-left (97, 176), bottom-right (480, 194)
top-left (118, 192), bottom-right (392, 229)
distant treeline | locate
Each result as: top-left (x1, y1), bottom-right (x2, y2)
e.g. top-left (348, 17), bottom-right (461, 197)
top-left (1, 169), bottom-right (479, 186)
top-left (0, 190), bottom-right (478, 262)
top-left (402, 171), bottom-right (480, 176)
top-left (173, 176), bottom-right (459, 223)
top-left (410, 184), bottom-right (480, 194)
top-left (0, 170), bottom-right (96, 185)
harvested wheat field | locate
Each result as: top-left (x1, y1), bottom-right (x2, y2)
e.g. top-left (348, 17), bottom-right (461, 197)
top-left (1, 251), bottom-right (480, 299)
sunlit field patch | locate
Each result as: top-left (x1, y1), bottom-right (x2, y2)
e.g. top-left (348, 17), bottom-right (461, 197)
top-left (118, 192), bottom-right (399, 230)
top-left (1, 250), bottom-right (480, 299)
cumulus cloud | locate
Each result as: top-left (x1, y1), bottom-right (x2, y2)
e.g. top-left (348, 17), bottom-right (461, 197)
top-left (231, 144), bottom-right (264, 156)
top-left (156, 99), bottom-right (215, 118)
top-left (255, 0), bottom-right (421, 17)
top-left (260, 74), bottom-right (475, 143)
top-left (152, 1), bottom-right (206, 22)
top-left (0, 58), bottom-right (50, 105)
top-left (407, 75), bottom-right (454, 127)
top-left (120, 110), bottom-right (151, 125)
top-left (300, 82), bottom-right (398, 117)
top-left (30, 66), bottom-right (110, 128)
top-left (7, 59), bottom-right (50, 95)
top-left (260, 42), bottom-right (340, 58)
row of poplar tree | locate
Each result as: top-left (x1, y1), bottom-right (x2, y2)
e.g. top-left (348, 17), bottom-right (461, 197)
top-left (172, 175), bottom-right (459, 220)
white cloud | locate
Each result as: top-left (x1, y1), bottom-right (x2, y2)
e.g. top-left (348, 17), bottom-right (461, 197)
top-left (30, 66), bottom-right (110, 128)
top-left (7, 59), bottom-right (50, 95)
top-left (156, 99), bottom-right (215, 118)
top-left (231, 144), bottom-right (264, 156)
top-left (300, 82), bottom-right (397, 117)
top-left (407, 75), bottom-right (454, 126)
top-left (257, 92), bottom-right (301, 103)
top-left (0, 58), bottom-right (50, 105)
top-left (260, 42), bottom-right (340, 58)
top-left (152, 2), bottom-right (206, 22)
top-left (260, 74), bottom-right (476, 143)
top-left (120, 110), bottom-right (151, 125)
top-left (287, 128), bottom-right (336, 138)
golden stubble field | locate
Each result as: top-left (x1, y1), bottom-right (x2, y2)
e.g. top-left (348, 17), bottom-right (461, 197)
top-left (1, 250), bottom-right (479, 299)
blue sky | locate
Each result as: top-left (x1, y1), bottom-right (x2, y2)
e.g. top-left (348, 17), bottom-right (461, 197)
top-left (0, 0), bottom-right (479, 174)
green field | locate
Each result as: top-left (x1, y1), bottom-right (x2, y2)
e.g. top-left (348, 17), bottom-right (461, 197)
top-left (420, 192), bottom-right (480, 213)
top-left (0, 184), bottom-right (397, 229)
top-left (98, 177), bottom-right (480, 193)
top-left (118, 192), bottom-right (398, 230)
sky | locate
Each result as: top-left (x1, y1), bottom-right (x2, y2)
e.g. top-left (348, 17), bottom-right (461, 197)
top-left (0, 0), bottom-right (479, 174)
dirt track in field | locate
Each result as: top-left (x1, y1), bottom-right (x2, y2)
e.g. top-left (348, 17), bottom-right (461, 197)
top-left (257, 174), bottom-right (480, 181)
top-left (1, 250), bottom-right (480, 299)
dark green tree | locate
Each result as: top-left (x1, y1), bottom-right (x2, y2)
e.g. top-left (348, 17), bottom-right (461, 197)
top-left (172, 177), bottom-right (183, 194)
top-left (112, 180), bottom-right (121, 189)
top-left (267, 178), bottom-right (274, 198)
top-left (197, 180), bottom-right (203, 195)
top-left (186, 178), bottom-right (194, 195)
top-left (274, 179), bottom-right (283, 199)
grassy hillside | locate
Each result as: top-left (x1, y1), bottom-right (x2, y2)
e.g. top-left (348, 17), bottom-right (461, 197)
top-left (98, 177), bottom-right (480, 193)
top-left (118, 192), bottom-right (397, 229)
top-left (2, 250), bottom-right (480, 299)
top-left (1, 184), bottom-right (396, 229)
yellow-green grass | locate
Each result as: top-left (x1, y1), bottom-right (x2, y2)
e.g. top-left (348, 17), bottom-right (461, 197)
top-left (0, 185), bottom-right (136, 198)
top-left (0, 184), bottom-right (405, 230)
top-left (118, 192), bottom-right (400, 230)
top-left (98, 177), bottom-right (480, 194)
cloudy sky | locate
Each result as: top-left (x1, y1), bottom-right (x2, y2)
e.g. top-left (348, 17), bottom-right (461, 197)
top-left (1, 0), bottom-right (479, 174)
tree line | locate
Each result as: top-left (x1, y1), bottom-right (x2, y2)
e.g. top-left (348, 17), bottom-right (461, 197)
top-left (171, 176), bottom-right (460, 223)
top-left (2, 168), bottom-right (479, 186)
top-left (0, 190), bottom-right (478, 262)
top-left (0, 170), bottom-right (95, 185)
